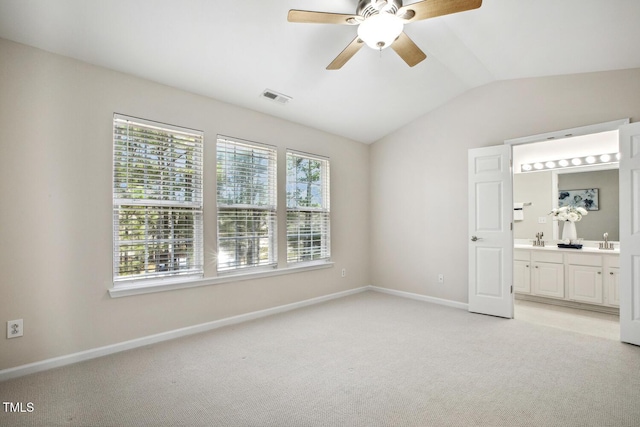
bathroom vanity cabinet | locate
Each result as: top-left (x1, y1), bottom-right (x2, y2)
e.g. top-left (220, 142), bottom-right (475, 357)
top-left (514, 246), bottom-right (619, 311)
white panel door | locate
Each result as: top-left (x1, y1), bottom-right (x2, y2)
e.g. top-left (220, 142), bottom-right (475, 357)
top-left (468, 145), bottom-right (513, 318)
top-left (619, 122), bottom-right (640, 346)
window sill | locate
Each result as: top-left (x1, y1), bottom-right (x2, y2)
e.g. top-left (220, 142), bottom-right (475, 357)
top-left (108, 261), bottom-right (335, 298)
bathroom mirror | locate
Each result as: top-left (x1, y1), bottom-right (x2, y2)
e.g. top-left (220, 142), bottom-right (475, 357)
top-left (555, 167), bottom-right (619, 241)
top-left (510, 124), bottom-right (622, 244)
top-left (513, 164), bottom-right (619, 242)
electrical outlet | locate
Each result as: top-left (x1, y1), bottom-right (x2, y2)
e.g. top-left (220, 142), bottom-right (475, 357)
top-left (341, 268), bottom-right (346, 278)
top-left (438, 274), bottom-right (444, 283)
top-left (7, 319), bottom-right (23, 338)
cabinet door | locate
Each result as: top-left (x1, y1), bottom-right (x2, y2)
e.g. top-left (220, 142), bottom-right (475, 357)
top-left (568, 265), bottom-right (603, 304)
top-left (514, 260), bottom-right (531, 294)
top-left (532, 262), bottom-right (564, 299)
top-left (605, 267), bottom-right (620, 307)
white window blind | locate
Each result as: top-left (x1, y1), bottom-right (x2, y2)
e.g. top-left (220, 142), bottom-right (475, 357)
top-left (286, 150), bottom-right (330, 263)
top-left (113, 114), bottom-right (203, 284)
top-left (216, 137), bottom-right (277, 271)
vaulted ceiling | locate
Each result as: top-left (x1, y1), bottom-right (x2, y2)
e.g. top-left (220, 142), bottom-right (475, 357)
top-left (1, 0), bottom-right (639, 143)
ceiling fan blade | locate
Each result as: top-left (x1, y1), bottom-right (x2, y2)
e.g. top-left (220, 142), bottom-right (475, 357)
top-left (398, 0), bottom-right (482, 23)
top-left (288, 9), bottom-right (360, 25)
top-left (391, 32), bottom-right (427, 67)
top-left (327, 37), bottom-right (365, 70)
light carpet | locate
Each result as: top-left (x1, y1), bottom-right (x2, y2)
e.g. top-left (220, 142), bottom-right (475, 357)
top-left (1, 291), bottom-right (639, 426)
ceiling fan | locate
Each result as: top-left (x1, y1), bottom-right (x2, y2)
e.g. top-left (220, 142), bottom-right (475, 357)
top-left (288, 0), bottom-right (482, 70)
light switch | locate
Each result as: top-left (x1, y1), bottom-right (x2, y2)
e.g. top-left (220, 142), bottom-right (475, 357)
top-left (538, 217), bottom-right (547, 224)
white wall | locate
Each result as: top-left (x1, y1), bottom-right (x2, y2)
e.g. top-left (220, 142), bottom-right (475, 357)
top-left (370, 68), bottom-right (640, 303)
top-left (0, 39), bottom-right (370, 370)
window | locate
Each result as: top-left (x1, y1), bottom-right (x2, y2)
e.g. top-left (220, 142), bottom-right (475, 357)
top-left (113, 114), bottom-right (203, 285)
top-left (216, 137), bottom-right (277, 271)
top-left (286, 151), bottom-right (330, 263)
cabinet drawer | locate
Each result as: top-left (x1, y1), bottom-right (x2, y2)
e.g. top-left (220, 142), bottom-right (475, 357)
top-left (566, 254), bottom-right (602, 267)
top-left (606, 256), bottom-right (620, 268)
top-left (531, 251), bottom-right (563, 264)
top-left (514, 249), bottom-right (530, 261)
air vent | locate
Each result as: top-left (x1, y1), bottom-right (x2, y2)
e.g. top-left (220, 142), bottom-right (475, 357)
top-left (261, 89), bottom-right (292, 105)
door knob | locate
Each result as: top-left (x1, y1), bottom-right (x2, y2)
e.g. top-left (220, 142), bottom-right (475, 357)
top-left (471, 236), bottom-right (481, 242)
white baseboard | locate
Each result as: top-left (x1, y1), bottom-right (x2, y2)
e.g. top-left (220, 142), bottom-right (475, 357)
top-left (369, 286), bottom-right (469, 311)
top-left (0, 286), bottom-right (370, 382)
top-left (0, 285), bottom-right (466, 381)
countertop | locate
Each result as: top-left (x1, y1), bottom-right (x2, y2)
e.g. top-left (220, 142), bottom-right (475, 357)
top-left (514, 243), bottom-right (619, 254)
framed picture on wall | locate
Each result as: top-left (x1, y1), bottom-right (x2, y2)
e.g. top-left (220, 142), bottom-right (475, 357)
top-left (558, 188), bottom-right (599, 211)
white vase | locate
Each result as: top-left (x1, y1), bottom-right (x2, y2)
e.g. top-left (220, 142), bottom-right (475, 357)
top-left (562, 221), bottom-right (577, 242)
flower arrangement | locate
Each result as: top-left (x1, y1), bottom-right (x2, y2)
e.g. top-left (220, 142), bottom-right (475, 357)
top-left (549, 206), bottom-right (588, 223)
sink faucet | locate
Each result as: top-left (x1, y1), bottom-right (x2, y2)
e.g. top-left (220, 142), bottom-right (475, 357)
top-left (533, 232), bottom-right (545, 247)
top-left (599, 232), bottom-right (614, 250)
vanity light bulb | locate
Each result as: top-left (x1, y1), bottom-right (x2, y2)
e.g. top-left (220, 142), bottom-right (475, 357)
top-left (571, 158), bottom-right (582, 166)
top-left (558, 159), bottom-right (569, 167)
top-left (585, 156), bottom-right (596, 164)
top-left (545, 161), bottom-right (556, 169)
top-left (521, 164), bottom-right (532, 172)
top-left (599, 154), bottom-right (611, 162)
top-left (534, 162), bottom-right (544, 170)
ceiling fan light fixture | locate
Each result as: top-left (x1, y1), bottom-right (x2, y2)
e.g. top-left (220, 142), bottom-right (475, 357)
top-left (357, 12), bottom-right (403, 50)
top-left (288, 0), bottom-right (480, 69)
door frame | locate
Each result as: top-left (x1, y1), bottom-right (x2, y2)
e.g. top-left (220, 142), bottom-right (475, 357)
top-left (503, 118), bottom-right (629, 326)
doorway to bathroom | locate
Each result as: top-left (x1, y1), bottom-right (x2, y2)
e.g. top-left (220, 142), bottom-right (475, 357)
top-left (508, 120), bottom-right (623, 339)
